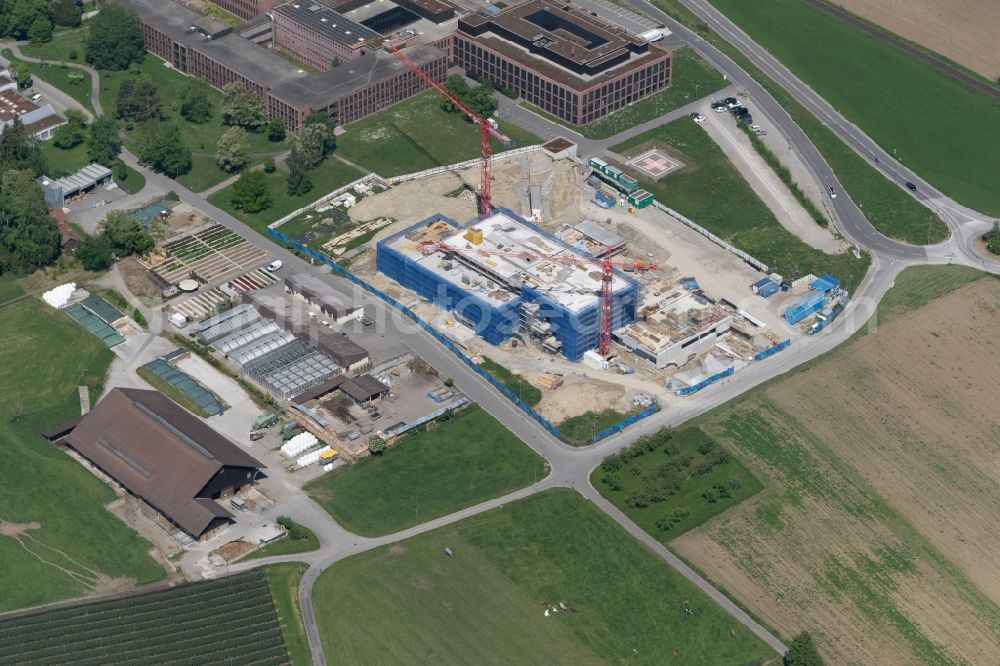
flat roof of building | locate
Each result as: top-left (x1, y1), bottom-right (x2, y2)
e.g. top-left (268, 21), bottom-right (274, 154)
top-left (64, 388), bottom-right (263, 537)
top-left (274, 1), bottom-right (381, 46)
top-left (192, 32), bottom-right (309, 84)
top-left (386, 210), bottom-right (631, 312)
top-left (0, 89), bottom-right (36, 122)
top-left (573, 219), bottom-right (625, 249)
top-left (622, 291), bottom-right (731, 348)
top-left (340, 374), bottom-right (387, 401)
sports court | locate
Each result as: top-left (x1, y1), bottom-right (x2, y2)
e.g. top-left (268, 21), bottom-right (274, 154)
top-left (627, 149), bottom-right (684, 180)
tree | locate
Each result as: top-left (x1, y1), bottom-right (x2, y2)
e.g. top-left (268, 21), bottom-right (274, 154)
top-left (785, 632), bottom-right (824, 666)
top-left (265, 118), bottom-right (286, 142)
top-left (136, 123), bottom-right (191, 178)
top-left (14, 66), bottom-right (32, 90)
top-left (52, 109), bottom-right (87, 149)
top-left (987, 223), bottom-right (1000, 256)
top-left (85, 5), bottom-right (144, 71)
top-left (0, 118), bottom-right (47, 176)
top-left (468, 79), bottom-right (498, 118)
top-left (441, 74), bottom-right (471, 113)
top-left (368, 436), bottom-right (386, 456)
top-left (180, 80), bottom-right (213, 124)
top-left (215, 126), bottom-right (249, 173)
top-left (230, 170), bottom-right (271, 214)
top-left (52, 0), bottom-right (82, 27)
top-left (99, 210), bottom-right (153, 256)
top-left (3, 0), bottom-right (50, 40)
top-left (0, 168), bottom-right (60, 274)
top-left (27, 15), bottom-right (52, 43)
top-left (295, 121), bottom-right (333, 168)
top-left (76, 232), bottom-right (114, 271)
top-left (221, 83), bottom-right (266, 129)
top-left (116, 79), bottom-right (161, 122)
top-left (285, 147), bottom-right (312, 197)
top-left (262, 157), bottom-right (276, 173)
top-left (87, 116), bottom-right (121, 165)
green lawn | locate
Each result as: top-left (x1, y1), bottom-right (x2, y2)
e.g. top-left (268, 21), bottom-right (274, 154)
top-left (593, 426), bottom-right (762, 538)
top-left (208, 161), bottom-right (365, 237)
top-left (480, 357), bottom-right (541, 406)
top-left (0, 274), bottom-right (24, 303)
top-left (243, 520), bottom-right (319, 561)
top-left (175, 154), bottom-right (239, 193)
top-left (613, 117), bottom-right (870, 288)
top-left (1, 48), bottom-right (93, 113)
top-left (648, 0), bottom-right (949, 245)
top-left (523, 48), bottom-right (729, 139)
top-left (40, 129), bottom-right (146, 193)
top-left (559, 408), bottom-right (629, 446)
top-left (709, 0), bottom-right (1000, 217)
top-left (336, 90), bottom-right (542, 177)
top-left (314, 489), bottom-right (774, 664)
top-left (0, 298), bottom-right (163, 613)
top-left (305, 405), bottom-right (546, 536)
top-left (22, 27), bottom-right (88, 63)
top-left (264, 563), bottom-right (311, 666)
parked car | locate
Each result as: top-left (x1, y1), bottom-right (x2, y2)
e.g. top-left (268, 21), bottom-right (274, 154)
top-left (693, 114), bottom-right (705, 124)
top-left (724, 97), bottom-right (739, 108)
top-left (755, 128), bottom-right (767, 135)
top-left (905, 181), bottom-right (917, 191)
top-left (828, 187), bottom-right (837, 199)
top-left (711, 101), bottom-right (725, 110)
top-left (266, 259), bottom-right (283, 271)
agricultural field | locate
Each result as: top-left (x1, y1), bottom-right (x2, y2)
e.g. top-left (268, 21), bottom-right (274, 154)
top-left (522, 47), bottom-right (729, 139)
top-left (834, 0), bottom-right (1000, 81)
top-left (593, 427), bottom-right (762, 537)
top-left (0, 298), bottom-right (164, 613)
top-left (264, 564), bottom-right (311, 666)
top-left (305, 405), bottom-right (547, 536)
top-left (0, 570), bottom-right (291, 665)
top-left (613, 118), bottom-right (870, 288)
top-left (313, 489), bottom-right (774, 664)
top-left (710, 0), bottom-right (1000, 216)
top-left (659, 267), bottom-right (1000, 664)
top-left (335, 90), bottom-right (542, 178)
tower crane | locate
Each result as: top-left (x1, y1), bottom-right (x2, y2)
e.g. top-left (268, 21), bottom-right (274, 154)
top-left (386, 45), bottom-right (513, 215)
top-left (422, 241), bottom-right (656, 356)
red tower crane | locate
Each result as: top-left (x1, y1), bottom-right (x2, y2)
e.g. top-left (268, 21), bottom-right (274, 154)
top-left (386, 46), bottom-right (513, 215)
top-left (424, 241), bottom-right (656, 356)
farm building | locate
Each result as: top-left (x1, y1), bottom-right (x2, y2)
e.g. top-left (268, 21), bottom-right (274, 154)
top-left (377, 208), bottom-right (638, 360)
top-left (284, 273), bottom-right (363, 324)
top-left (48, 388), bottom-right (264, 540)
top-left (36, 164), bottom-right (113, 208)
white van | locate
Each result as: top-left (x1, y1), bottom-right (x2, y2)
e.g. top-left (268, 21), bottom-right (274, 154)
top-left (169, 312), bottom-right (188, 329)
top-left (267, 259), bottom-right (283, 272)
top-left (30, 93), bottom-right (42, 103)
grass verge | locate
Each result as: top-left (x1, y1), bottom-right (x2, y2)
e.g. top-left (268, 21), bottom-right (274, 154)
top-left (709, 0), bottom-right (1000, 217)
top-left (0, 299), bottom-right (163, 613)
top-left (480, 357), bottom-right (541, 406)
top-left (264, 563), bottom-right (311, 666)
top-left (521, 47), bottom-right (728, 139)
top-left (243, 519), bottom-right (319, 561)
top-left (305, 405), bottom-right (547, 536)
top-left (559, 408), bottom-right (628, 446)
top-left (335, 90), bottom-right (542, 177)
top-left (613, 117), bottom-right (870, 287)
top-left (648, 0), bottom-right (949, 244)
top-left (313, 489), bottom-right (774, 664)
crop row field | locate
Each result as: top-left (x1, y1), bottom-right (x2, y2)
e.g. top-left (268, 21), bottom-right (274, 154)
top-left (0, 571), bottom-right (290, 665)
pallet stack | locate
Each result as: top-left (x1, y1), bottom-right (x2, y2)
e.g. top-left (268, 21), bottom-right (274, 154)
top-left (534, 373), bottom-right (564, 390)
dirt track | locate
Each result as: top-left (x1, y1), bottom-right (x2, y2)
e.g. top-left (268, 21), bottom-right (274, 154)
top-left (674, 278), bottom-right (1000, 664)
top-left (818, 0), bottom-right (1000, 87)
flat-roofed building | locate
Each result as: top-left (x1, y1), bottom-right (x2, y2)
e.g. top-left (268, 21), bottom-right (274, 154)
top-left (51, 388), bottom-right (265, 540)
top-left (614, 291), bottom-right (733, 368)
top-left (0, 84), bottom-right (66, 140)
top-left (272, 1), bottom-right (382, 70)
top-left (453, 0), bottom-right (671, 125)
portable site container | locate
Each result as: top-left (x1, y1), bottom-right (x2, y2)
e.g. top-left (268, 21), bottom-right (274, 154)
top-left (783, 292), bottom-right (826, 325)
top-left (627, 190), bottom-right (654, 208)
top-left (617, 173), bottom-right (639, 193)
top-left (757, 281), bottom-right (779, 298)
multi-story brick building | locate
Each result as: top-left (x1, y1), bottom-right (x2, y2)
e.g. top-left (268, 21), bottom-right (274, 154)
top-left (272, 2), bottom-right (382, 71)
top-left (120, 0), bottom-right (445, 131)
top-left (453, 0), bottom-right (672, 125)
top-left (213, 0), bottom-right (279, 22)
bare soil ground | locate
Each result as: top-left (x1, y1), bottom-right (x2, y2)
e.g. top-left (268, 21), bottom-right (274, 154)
top-left (215, 540), bottom-right (255, 562)
top-left (835, 0), bottom-right (1000, 80)
top-left (674, 279), bottom-right (1000, 664)
top-left (534, 375), bottom-right (627, 422)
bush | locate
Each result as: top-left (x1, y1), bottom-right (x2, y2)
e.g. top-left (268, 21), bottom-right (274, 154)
top-left (702, 489), bottom-right (718, 504)
top-left (601, 473), bottom-right (622, 491)
top-left (276, 516), bottom-right (309, 540)
top-left (697, 441), bottom-right (714, 455)
top-left (600, 453), bottom-right (624, 473)
top-left (262, 157), bottom-right (276, 173)
top-left (368, 435), bottom-right (386, 456)
top-left (986, 222), bottom-right (1000, 255)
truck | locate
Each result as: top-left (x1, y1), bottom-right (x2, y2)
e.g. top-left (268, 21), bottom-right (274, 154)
top-left (640, 29), bottom-right (664, 42)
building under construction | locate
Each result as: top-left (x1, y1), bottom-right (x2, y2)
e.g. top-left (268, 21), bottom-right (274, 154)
top-left (614, 289), bottom-right (733, 369)
top-left (377, 209), bottom-right (638, 360)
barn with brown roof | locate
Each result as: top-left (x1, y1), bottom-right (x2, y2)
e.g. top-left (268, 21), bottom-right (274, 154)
top-left (52, 388), bottom-right (265, 540)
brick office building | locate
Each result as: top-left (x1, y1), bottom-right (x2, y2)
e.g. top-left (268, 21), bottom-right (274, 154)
top-left (214, 0), bottom-right (280, 21)
top-left (453, 0), bottom-right (672, 125)
top-left (272, 1), bottom-right (382, 71)
top-left (121, 0), bottom-right (445, 131)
